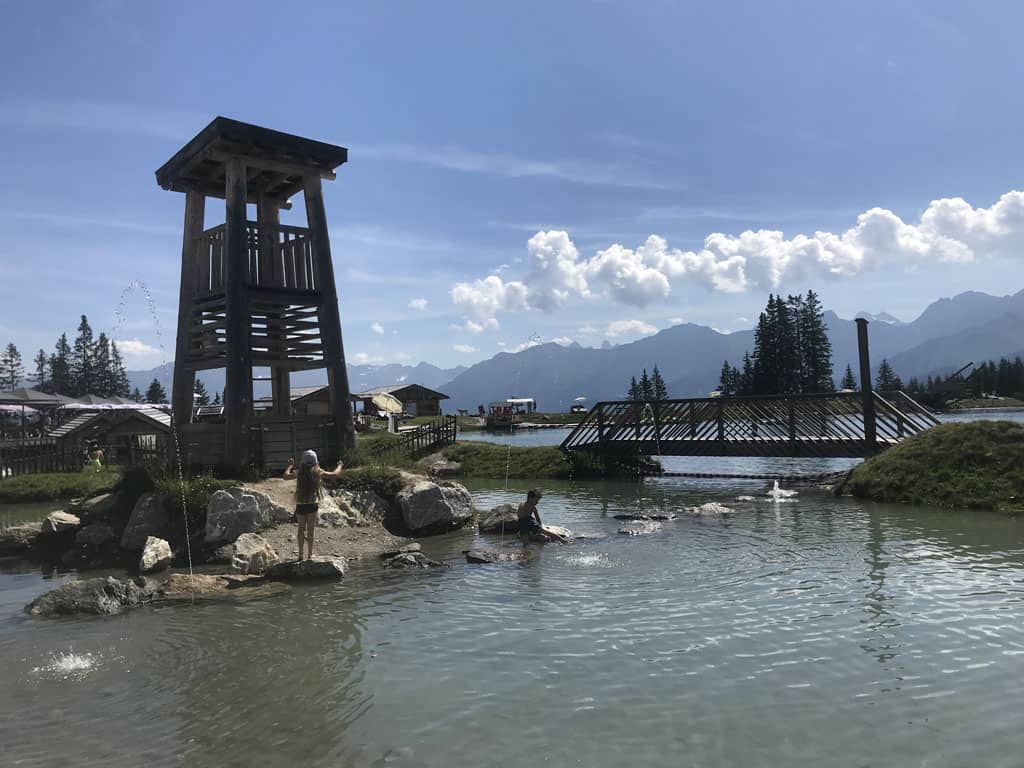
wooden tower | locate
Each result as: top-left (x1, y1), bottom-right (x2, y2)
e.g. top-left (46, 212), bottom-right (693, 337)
top-left (156, 117), bottom-right (355, 467)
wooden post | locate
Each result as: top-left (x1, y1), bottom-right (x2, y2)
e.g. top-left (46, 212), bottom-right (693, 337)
top-left (303, 173), bottom-right (355, 453)
top-left (787, 401), bottom-right (797, 443)
top-left (856, 318), bottom-right (877, 452)
top-left (171, 190), bottom-right (205, 425)
top-left (716, 399), bottom-right (724, 441)
top-left (597, 404), bottom-right (605, 443)
top-left (223, 157), bottom-right (252, 467)
top-left (689, 402), bottom-right (697, 439)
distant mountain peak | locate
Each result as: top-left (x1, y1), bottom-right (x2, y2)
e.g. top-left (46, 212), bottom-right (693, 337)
top-left (855, 311), bottom-right (904, 325)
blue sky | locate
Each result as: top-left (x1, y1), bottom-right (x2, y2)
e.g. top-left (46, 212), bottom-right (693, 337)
top-left (1, 1), bottom-right (1023, 372)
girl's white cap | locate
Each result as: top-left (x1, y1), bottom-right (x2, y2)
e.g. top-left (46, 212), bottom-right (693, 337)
top-left (300, 450), bottom-right (319, 467)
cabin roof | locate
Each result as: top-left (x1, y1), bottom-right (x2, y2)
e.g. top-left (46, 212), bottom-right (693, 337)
top-left (355, 384), bottom-right (449, 401)
top-left (155, 117), bottom-right (348, 203)
top-left (50, 407), bottom-right (172, 440)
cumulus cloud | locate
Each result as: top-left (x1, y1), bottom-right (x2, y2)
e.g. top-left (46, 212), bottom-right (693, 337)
top-left (453, 344), bottom-right (478, 353)
top-left (551, 336), bottom-right (575, 345)
top-left (408, 297), bottom-right (428, 311)
top-left (370, 322), bottom-right (384, 335)
top-left (352, 352), bottom-right (385, 365)
top-left (606, 320), bottom-right (658, 337)
top-left (668, 317), bottom-right (685, 325)
top-left (114, 339), bottom-right (162, 366)
top-left (449, 318), bottom-right (499, 334)
top-left (449, 191), bottom-right (1024, 320)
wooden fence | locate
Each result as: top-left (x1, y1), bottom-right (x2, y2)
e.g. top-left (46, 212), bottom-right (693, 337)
top-left (369, 416), bottom-right (458, 465)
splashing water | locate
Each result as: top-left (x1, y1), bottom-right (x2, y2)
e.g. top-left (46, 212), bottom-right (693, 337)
top-left (110, 280), bottom-right (195, 599)
top-left (560, 552), bottom-right (615, 568)
top-left (32, 651), bottom-right (99, 680)
top-left (767, 480), bottom-right (798, 502)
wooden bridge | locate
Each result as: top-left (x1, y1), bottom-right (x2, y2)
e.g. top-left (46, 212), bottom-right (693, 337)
top-left (561, 391), bottom-right (941, 459)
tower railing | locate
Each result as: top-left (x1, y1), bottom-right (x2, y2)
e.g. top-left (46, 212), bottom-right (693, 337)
top-left (194, 221), bottom-right (317, 295)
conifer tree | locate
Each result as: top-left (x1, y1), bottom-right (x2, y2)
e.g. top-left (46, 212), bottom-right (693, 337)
top-left (145, 378), bottom-right (168, 404)
top-left (213, 391), bottom-right (222, 406)
top-left (0, 343), bottom-right (24, 390)
top-left (840, 364), bottom-right (857, 391)
top-left (651, 365), bottom-right (668, 400)
top-left (739, 352), bottom-right (755, 395)
top-left (71, 315), bottom-right (95, 395)
top-left (639, 368), bottom-right (653, 400)
top-left (194, 379), bottom-right (211, 406)
top-left (131, 386), bottom-right (143, 403)
top-left (50, 333), bottom-right (72, 395)
top-left (627, 376), bottom-right (640, 401)
top-left (31, 349), bottom-right (49, 391)
top-left (94, 333), bottom-right (112, 396)
top-left (798, 290), bottom-right (833, 392)
top-left (875, 359), bottom-right (900, 391)
top-left (109, 342), bottom-right (130, 397)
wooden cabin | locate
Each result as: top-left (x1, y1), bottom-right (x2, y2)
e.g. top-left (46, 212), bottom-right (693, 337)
top-left (253, 386), bottom-right (360, 417)
top-left (355, 384), bottom-right (450, 417)
top-left (49, 408), bottom-right (173, 465)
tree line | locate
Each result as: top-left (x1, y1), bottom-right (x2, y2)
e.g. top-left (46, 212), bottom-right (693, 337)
top-left (718, 291), bottom-right (834, 396)
top-left (626, 366), bottom-right (668, 401)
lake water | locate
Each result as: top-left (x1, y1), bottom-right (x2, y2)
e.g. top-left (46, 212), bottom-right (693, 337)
top-left (3, 409), bottom-right (1024, 767)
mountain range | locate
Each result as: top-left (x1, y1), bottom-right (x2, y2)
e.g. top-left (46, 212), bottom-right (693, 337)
top-left (126, 288), bottom-right (1024, 411)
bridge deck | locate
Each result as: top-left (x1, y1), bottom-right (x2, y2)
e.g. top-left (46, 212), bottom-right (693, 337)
top-left (561, 391), bottom-right (939, 459)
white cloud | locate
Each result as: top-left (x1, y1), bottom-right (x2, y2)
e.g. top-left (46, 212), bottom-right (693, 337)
top-left (370, 322), bottom-right (384, 335)
top-left (668, 317), bottom-right (685, 325)
top-left (352, 352), bottom-right (385, 365)
top-left (551, 336), bottom-right (575, 345)
top-left (449, 317), bottom-right (499, 334)
top-left (507, 339), bottom-right (542, 353)
top-left (114, 338), bottom-right (163, 366)
top-left (577, 324), bottom-right (600, 335)
top-left (448, 190), bottom-right (1024, 320)
top-left (453, 344), bottom-right (478, 353)
top-left (606, 320), bottom-right (658, 338)
top-left (408, 297), bottom-right (428, 311)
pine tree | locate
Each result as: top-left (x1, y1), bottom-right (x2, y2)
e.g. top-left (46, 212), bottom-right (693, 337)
top-left (110, 342), bottom-right (130, 397)
top-left (639, 368), bottom-right (653, 400)
top-left (131, 386), bottom-right (143, 403)
top-left (94, 333), bottom-right (112, 397)
top-left (0, 343), bottom-right (24, 390)
top-left (194, 379), bottom-right (211, 406)
top-left (651, 365), bottom-right (668, 400)
top-left (50, 334), bottom-right (73, 395)
top-left (145, 378), bottom-right (168, 404)
top-left (212, 391), bottom-right (222, 406)
top-left (739, 352), bottom-right (754, 395)
top-left (798, 290), bottom-right (833, 392)
top-left (31, 349), bottom-right (49, 391)
top-left (627, 376), bottom-right (640, 401)
top-left (840, 364), bottom-right (857, 391)
top-left (718, 360), bottom-right (734, 395)
top-left (71, 315), bottom-right (95, 396)
top-left (751, 310), bottom-right (771, 394)
top-left (875, 359), bottom-right (899, 391)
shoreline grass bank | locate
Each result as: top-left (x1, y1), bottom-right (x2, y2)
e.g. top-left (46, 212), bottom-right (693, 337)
top-left (835, 421), bottom-right (1024, 513)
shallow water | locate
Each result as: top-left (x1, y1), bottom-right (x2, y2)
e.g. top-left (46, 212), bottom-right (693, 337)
top-left (4, 474), bottom-right (1024, 767)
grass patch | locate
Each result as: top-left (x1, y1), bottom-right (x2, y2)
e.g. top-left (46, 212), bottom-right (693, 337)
top-left (333, 465), bottom-right (405, 499)
top-left (0, 467), bottom-right (122, 504)
top-left (439, 442), bottom-right (616, 479)
top-left (951, 398), bottom-right (1024, 409)
top-left (835, 421), bottom-right (1024, 513)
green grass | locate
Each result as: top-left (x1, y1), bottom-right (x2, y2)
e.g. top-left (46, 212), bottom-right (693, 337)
top-left (0, 467), bottom-right (122, 504)
top-left (333, 465), bottom-right (406, 499)
top-left (835, 421), bottom-right (1024, 513)
top-left (952, 398), bottom-right (1024, 409)
top-left (438, 442), bottom-right (617, 479)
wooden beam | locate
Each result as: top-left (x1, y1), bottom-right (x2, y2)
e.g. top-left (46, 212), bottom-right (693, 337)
top-left (209, 150), bottom-right (337, 181)
top-left (223, 157), bottom-right (252, 467)
top-left (172, 190), bottom-right (205, 426)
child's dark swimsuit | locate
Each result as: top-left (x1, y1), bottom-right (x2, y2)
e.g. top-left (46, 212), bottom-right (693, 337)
top-left (295, 502), bottom-right (319, 516)
top-left (519, 516), bottom-right (541, 533)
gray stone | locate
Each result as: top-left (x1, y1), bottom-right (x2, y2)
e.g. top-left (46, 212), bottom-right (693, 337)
top-left (316, 495), bottom-right (358, 527)
top-left (205, 490), bottom-right (269, 545)
top-left (26, 576), bottom-right (153, 617)
top-left (41, 511), bottom-right (80, 535)
top-left (428, 458), bottom-right (461, 478)
top-left (139, 536), bottom-right (172, 574)
top-left (612, 513), bottom-right (675, 521)
top-left (230, 533), bottom-right (280, 575)
top-left (0, 523), bottom-right (41, 555)
top-left (383, 551), bottom-right (445, 568)
top-left (121, 493), bottom-right (170, 550)
top-left (397, 480), bottom-right (474, 533)
top-left (264, 557), bottom-right (346, 580)
top-left (464, 548), bottom-right (533, 564)
top-left (478, 504), bottom-right (519, 533)
top-left (75, 524), bottom-right (116, 548)
top-left (228, 486), bottom-right (290, 524)
top-left (379, 543), bottom-right (421, 559)
top-left (155, 572), bottom-right (291, 602)
top-left (684, 502), bottom-right (732, 516)
top-left (73, 492), bottom-right (119, 524)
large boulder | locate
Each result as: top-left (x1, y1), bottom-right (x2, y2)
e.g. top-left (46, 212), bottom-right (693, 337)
top-left (26, 576), bottom-right (153, 617)
top-left (121, 493), bottom-right (170, 550)
top-left (41, 511), bottom-right (80, 535)
top-left (75, 524), bottom-right (116, 548)
top-left (230, 487), bottom-right (290, 524)
top-left (478, 504), bottom-right (519, 533)
top-left (0, 523), bottom-right (41, 555)
top-left (316, 494), bottom-right (358, 528)
top-left (264, 557), bottom-right (346, 580)
top-left (230, 533), bottom-right (280, 575)
top-left (427, 458), bottom-right (461, 478)
top-left (205, 489), bottom-right (268, 545)
top-left (73, 492), bottom-right (119, 525)
top-left (683, 503), bottom-right (732, 516)
top-left (139, 536), bottom-right (172, 574)
top-left (464, 548), bottom-right (533, 564)
top-left (397, 480), bottom-right (474, 534)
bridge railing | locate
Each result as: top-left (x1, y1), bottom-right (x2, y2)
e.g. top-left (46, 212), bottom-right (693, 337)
top-left (561, 391), bottom-right (940, 457)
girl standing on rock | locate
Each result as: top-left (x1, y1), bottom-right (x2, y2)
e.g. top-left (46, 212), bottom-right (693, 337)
top-left (283, 450), bottom-right (344, 561)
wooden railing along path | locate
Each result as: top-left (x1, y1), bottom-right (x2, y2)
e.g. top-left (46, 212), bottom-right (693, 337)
top-left (370, 416), bottom-right (458, 465)
top-left (561, 391), bottom-right (940, 459)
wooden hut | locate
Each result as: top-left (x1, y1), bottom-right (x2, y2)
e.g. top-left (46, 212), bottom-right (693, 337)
top-left (355, 384), bottom-right (450, 417)
top-left (49, 408), bottom-right (173, 466)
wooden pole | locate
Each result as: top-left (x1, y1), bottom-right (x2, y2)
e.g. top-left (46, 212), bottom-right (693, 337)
top-left (856, 318), bottom-right (877, 452)
top-left (223, 158), bottom-right (252, 467)
top-left (303, 173), bottom-right (355, 453)
top-left (171, 191), bottom-right (205, 426)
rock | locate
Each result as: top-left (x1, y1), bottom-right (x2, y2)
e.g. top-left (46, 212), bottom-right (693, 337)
top-left (618, 522), bottom-right (662, 536)
top-left (736, 496), bottom-right (757, 502)
top-left (73, 492), bottom-right (119, 524)
top-left (612, 513), bottom-right (675, 521)
top-left (684, 503), bottom-right (732, 516)
top-left (208, 544), bottom-right (235, 564)
top-left (205, 489), bottom-right (269, 545)
top-left (75, 524), bottom-right (116, 548)
top-left (427, 458), bottom-right (461, 478)
top-left (383, 551), bottom-right (445, 568)
top-left (478, 504), bottom-right (519, 533)
top-left (26, 576), bottom-right (153, 617)
top-left (344, 489), bottom-right (391, 522)
top-left (139, 536), bottom-right (172, 573)
top-left (397, 480), bottom-right (474, 534)
top-left (121, 493), bottom-right (170, 550)
top-left (316, 494), bottom-right (359, 527)
top-left (379, 543), bottom-right (422, 559)
top-left (264, 556), bottom-right (346, 580)
top-left (230, 533), bottom-right (280, 575)
top-left (0, 523), bottom-right (41, 555)
top-left (155, 573), bottom-right (290, 602)
top-left (41, 511), bottom-right (80, 535)
top-left (464, 548), bottom-right (533, 564)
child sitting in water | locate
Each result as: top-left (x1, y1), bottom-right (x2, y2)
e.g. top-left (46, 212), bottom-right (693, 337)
top-left (517, 489), bottom-right (569, 543)
top-left (283, 450), bottom-right (344, 560)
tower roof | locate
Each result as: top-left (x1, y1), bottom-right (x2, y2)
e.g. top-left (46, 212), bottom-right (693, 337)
top-left (155, 116), bottom-right (348, 203)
